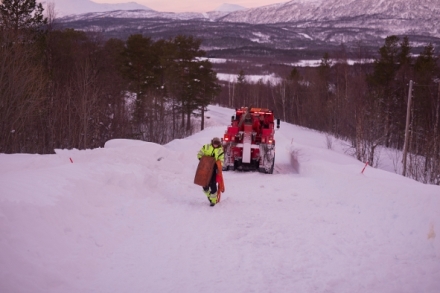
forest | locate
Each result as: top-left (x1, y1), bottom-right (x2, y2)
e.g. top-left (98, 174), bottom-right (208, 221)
top-left (1, 1), bottom-right (220, 152)
top-left (1, 1), bottom-right (439, 184)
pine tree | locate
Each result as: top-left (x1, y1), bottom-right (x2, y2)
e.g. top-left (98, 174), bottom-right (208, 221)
top-left (369, 35), bottom-right (402, 147)
top-left (236, 69), bottom-right (247, 107)
top-left (193, 60), bottom-right (221, 130)
top-left (122, 34), bottom-right (161, 132)
top-left (413, 44), bottom-right (439, 147)
top-left (168, 35), bottom-right (207, 130)
top-left (0, 0), bottom-right (46, 33)
top-left (0, 0), bottom-right (48, 153)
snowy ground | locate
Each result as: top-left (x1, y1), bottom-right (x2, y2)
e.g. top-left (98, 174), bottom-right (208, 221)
top-left (0, 105), bottom-right (439, 293)
top-left (216, 72), bottom-right (282, 84)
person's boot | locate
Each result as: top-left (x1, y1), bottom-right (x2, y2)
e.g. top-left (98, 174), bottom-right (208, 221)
top-left (209, 192), bottom-right (217, 206)
top-left (203, 187), bottom-right (210, 203)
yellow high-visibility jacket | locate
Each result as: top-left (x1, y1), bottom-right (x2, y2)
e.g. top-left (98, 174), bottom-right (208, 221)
top-left (197, 143), bottom-right (224, 164)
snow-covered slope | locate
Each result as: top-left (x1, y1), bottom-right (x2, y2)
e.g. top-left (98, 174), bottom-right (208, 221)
top-left (0, 105), bottom-right (439, 292)
top-left (61, 9), bottom-right (206, 22)
top-left (221, 0), bottom-right (440, 23)
top-left (43, 0), bottom-right (151, 17)
top-left (215, 3), bottom-right (247, 12)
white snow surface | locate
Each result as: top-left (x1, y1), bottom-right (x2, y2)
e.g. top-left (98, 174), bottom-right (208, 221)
top-left (0, 105), bottom-right (439, 293)
top-left (217, 73), bottom-right (282, 84)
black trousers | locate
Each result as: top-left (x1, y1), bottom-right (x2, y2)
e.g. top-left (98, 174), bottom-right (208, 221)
top-left (204, 165), bottom-right (218, 194)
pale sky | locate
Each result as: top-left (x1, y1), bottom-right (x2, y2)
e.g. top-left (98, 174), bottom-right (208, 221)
top-left (92, 0), bottom-right (288, 13)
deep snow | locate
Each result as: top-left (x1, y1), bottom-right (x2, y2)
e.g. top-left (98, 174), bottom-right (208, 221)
top-left (0, 105), bottom-right (439, 293)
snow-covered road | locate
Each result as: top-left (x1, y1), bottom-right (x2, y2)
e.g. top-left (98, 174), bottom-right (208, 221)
top-left (1, 105), bottom-right (439, 293)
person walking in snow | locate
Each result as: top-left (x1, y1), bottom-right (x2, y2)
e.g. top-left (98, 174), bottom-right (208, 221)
top-left (197, 137), bottom-right (225, 206)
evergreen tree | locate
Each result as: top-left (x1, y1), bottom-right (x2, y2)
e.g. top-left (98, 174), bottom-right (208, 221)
top-left (169, 35), bottom-right (206, 130)
top-left (393, 36), bottom-right (413, 148)
top-left (122, 34), bottom-right (161, 131)
top-left (316, 52), bottom-right (333, 131)
top-left (413, 44), bottom-right (439, 144)
top-left (286, 67), bottom-right (303, 125)
top-left (192, 60), bottom-right (220, 130)
top-left (0, 0), bottom-right (48, 153)
top-left (369, 35), bottom-right (402, 147)
top-left (0, 0), bottom-right (46, 33)
top-left (371, 35), bottom-right (400, 88)
top-left (319, 52), bottom-right (332, 72)
top-left (236, 69), bottom-right (247, 107)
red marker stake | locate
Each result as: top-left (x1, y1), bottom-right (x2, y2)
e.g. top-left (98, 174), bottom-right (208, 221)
top-left (361, 161), bottom-right (369, 174)
top-left (69, 158), bottom-right (73, 163)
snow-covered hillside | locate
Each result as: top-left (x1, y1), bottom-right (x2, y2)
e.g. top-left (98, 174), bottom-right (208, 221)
top-left (221, 0), bottom-right (440, 24)
top-left (1, 105), bottom-right (439, 292)
top-left (215, 3), bottom-right (247, 12)
top-left (43, 0), bottom-right (151, 17)
top-left (60, 9), bottom-right (206, 22)
top-left (57, 0), bottom-right (440, 49)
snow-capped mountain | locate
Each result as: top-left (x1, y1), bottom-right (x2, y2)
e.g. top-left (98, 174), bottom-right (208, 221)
top-left (220, 0), bottom-right (440, 24)
top-left (215, 3), bottom-right (247, 12)
top-left (58, 0), bottom-right (440, 37)
top-left (203, 2), bottom-right (247, 19)
top-left (42, 0), bottom-right (151, 17)
top-left (59, 2), bottom-right (248, 22)
top-left (61, 9), bottom-right (206, 22)
top-left (215, 0), bottom-right (440, 38)
top-left (46, 0), bottom-right (245, 18)
top-left (57, 0), bottom-right (440, 60)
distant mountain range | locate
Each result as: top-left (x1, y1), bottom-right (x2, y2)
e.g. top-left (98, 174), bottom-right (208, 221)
top-left (43, 0), bottom-right (151, 16)
top-left (45, 0), bottom-right (246, 17)
top-left (215, 3), bottom-right (247, 12)
top-left (222, 0), bottom-right (440, 24)
top-left (56, 0), bottom-right (440, 60)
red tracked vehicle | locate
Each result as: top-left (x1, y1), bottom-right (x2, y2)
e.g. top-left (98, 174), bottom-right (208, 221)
top-left (222, 107), bottom-right (280, 174)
